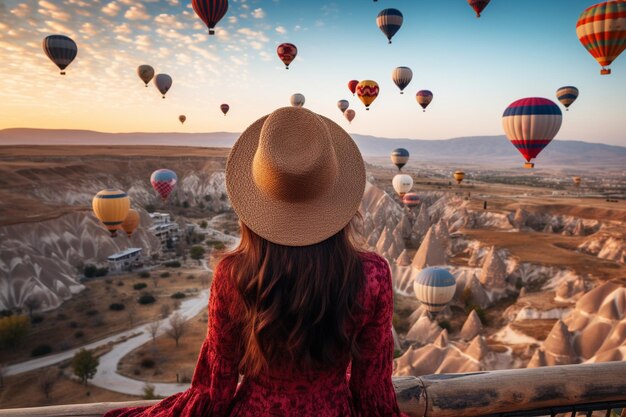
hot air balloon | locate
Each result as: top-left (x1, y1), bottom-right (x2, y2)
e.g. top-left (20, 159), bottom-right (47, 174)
top-left (556, 86), bottom-right (579, 111)
top-left (220, 103), bottom-right (229, 116)
top-left (502, 97), bottom-right (562, 168)
top-left (290, 93), bottom-right (305, 107)
top-left (393, 174), bottom-right (413, 197)
top-left (576, 1), bottom-right (626, 75)
top-left (277, 43), bottom-right (297, 69)
top-left (392, 67), bottom-right (413, 94)
top-left (337, 100), bottom-right (349, 113)
top-left (151, 169), bottom-right (178, 201)
top-left (42, 35), bottom-right (77, 75)
top-left (377, 8), bottom-right (403, 44)
top-left (391, 148), bottom-right (409, 171)
top-left (573, 176), bottom-right (582, 187)
top-left (154, 74), bottom-right (172, 99)
top-left (121, 209), bottom-right (140, 237)
top-left (416, 90), bottom-right (433, 112)
top-left (402, 192), bottom-right (420, 208)
top-left (192, 0), bottom-right (228, 35)
top-left (348, 80), bottom-right (359, 96)
top-left (92, 189), bottom-right (130, 238)
top-left (468, 0), bottom-right (490, 18)
top-left (413, 267), bottom-right (457, 315)
top-left (454, 171), bottom-right (465, 185)
top-left (137, 65), bottom-right (154, 87)
top-left (179, 115), bottom-right (186, 124)
top-left (356, 80), bottom-right (379, 110)
top-left (344, 109), bottom-right (356, 124)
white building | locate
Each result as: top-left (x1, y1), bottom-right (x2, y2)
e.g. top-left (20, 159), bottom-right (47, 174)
top-left (148, 212), bottom-right (180, 248)
top-left (108, 248), bottom-right (142, 272)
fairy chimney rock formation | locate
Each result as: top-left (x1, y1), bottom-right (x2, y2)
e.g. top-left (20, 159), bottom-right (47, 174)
top-left (406, 315), bottom-right (442, 345)
top-left (543, 320), bottom-right (577, 365)
top-left (511, 208), bottom-right (528, 229)
top-left (434, 328), bottom-right (449, 348)
top-left (460, 310), bottom-right (483, 341)
top-left (375, 226), bottom-right (394, 255)
top-left (397, 215), bottom-right (413, 239)
top-left (411, 226), bottom-right (447, 269)
top-left (465, 275), bottom-right (492, 310)
top-left (396, 249), bottom-right (412, 267)
top-left (527, 348), bottom-right (548, 368)
top-left (478, 246), bottom-right (507, 291)
top-left (465, 335), bottom-right (488, 361)
top-left (411, 206), bottom-right (431, 244)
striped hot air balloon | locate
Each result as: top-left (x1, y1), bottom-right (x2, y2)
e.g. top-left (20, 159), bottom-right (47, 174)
top-left (502, 97), bottom-right (562, 168)
top-left (337, 100), bottom-right (349, 114)
top-left (356, 80), bottom-right (379, 110)
top-left (391, 148), bottom-right (409, 171)
top-left (92, 189), bottom-right (130, 238)
top-left (344, 109), bottom-right (356, 124)
top-left (151, 169), bottom-right (178, 201)
top-left (121, 209), bottom-right (140, 237)
top-left (290, 93), bottom-right (305, 107)
top-left (576, 1), bottom-right (626, 75)
top-left (377, 8), bottom-right (403, 44)
top-left (392, 67), bottom-right (413, 94)
top-left (192, 0), bottom-right (228, 35)
top-left (392, 174), bottom-right (413, 197)
top-left (154, 74), bottom-right (172, 99)
top-left (416, 90), bottom-right (433, 111)
top-left (556, 86), bottom-right (579, 111)
top-left (277, 43), bottom-right (297, 69)
top-left (414, 267), bottom-right (457, 315)
top-left (468, 0), bottom-right (490, 18)
top-left (402, 192), bottom-right (420, 208)
top-left (42, 35), bottom-right (77, 75)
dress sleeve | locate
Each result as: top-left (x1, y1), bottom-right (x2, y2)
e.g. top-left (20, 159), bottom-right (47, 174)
top-left (103, 260), bottom-right (243, 417)
top-left (349, 256), bottom-right (409, 417)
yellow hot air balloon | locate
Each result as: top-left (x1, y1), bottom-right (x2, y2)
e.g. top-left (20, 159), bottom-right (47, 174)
top-left (356, 80), bottom-right (379, 110)
top-left (454, 171), bottom-right (465, 185)
top-left (92, 189), bottom-right (130, 238)
top-left (121, 209), bottom-right (140, 237)
top-left (573, 176), bottom-right (582, 187)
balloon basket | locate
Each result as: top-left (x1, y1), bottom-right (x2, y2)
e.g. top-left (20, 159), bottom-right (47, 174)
top-left (601, 68), bottom-right (611, 75)
top-left (60, 71), bottom-right (66, 75)
top-left (524, 162), bottom-right (534, 169)
top-left (209, 29), bottom-right (215, 35)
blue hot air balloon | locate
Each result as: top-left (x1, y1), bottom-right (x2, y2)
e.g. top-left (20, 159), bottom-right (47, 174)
top-left (377, 8), bottom-right (403, 44)
top-left (413, 267), bottom-right (457, 315)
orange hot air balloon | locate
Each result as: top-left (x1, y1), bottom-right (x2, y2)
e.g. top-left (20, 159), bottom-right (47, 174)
top-left (454, 171), bottom-right (465, 185)
top-left (348, 80), bottom-right (359, 96)
top-left (121, 209), bottom-right (140, 237)
top-left (573, 176), bottom-right (582, 187)
top-left (92, 189), bottom-right (130, 238)
top-left (356, 80), bottom-right (379, 110)
top-left (277, 43), bottom-right (297, 69)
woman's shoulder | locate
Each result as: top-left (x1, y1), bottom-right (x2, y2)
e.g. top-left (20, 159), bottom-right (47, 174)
top-left (359, 251), bottom-right (391, 275)
top-left (358, 251), bottom-right (392, 302)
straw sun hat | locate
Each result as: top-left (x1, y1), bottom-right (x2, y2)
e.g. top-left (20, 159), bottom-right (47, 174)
top-left (226, 107), bottom-right (366, 246)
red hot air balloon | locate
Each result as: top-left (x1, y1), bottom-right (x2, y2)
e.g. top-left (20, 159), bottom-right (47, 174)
top-left (277, 43), bottom-right (297, 69)
top-left (468, 0), bottom-right (490, 18)
top-left (150, 169), bottom-right (178, 201)
top-left (192, 0), bottom-right (228, 35)
top-left (220, 103), bottom-right (230, 116)
top-left (348, 80), bottom-right (359, 96)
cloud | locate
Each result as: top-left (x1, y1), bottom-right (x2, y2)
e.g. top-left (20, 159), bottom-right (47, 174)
top-left (237, 28), bottom-right (269, 43)
top-left (45, 20), bottom-right (74, 35)
top-left (275, 26), bottom-right (286, 34)
top-left (11, 4), bottom-right (31, 18)
top-left (39, 1), bottom-right (59, 11)
top-left (124, 5), bottom-right (150, 20)
top-left (252, 8), bottom-right (265, 19)
top-left (155, 14), bottom-right (185, 30)
top-left (102, 2), bottom-right (121, 17)
top-left (228, 16), bottom-right (237, 24)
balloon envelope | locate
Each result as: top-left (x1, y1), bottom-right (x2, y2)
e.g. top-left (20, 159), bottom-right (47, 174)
top-left (337, 100), bottom-right (349, 113)
top-left (576, 1), bottom-right (626, 75)
top-left (137, 65), bottom-right (154, 87)
top-left (92, 189), bottom-right (130, 238)
top-left (573, 176), bottom-right (582, 187)
top-left (502, 97), bottom-right (562, 166)
top-left (393, 174), bottom-right (413, 197)
top-left (348, 80), bottom-right (359, 96)
top-left (192, 0), bottom-right (228, 35)
top-left (402, 192), bottom-right (420, 208)
top-left (290, 93), bottom-right (305, 107)
top-left (468, 0), bottom-right (490, 17)
top-left (344, 109), bottom-right (356, 123)
top-left (454, 171), bottom-right (465, 184)
top-left (356, 80), bottom-right (379, 110)
top-left (556, 86), bottom-right (579, 110)
top-left (154, 74), bottom-right (172, 98)
top-left (416, 90), bottom-right (433, 111)
top-left (179, 115), bottom-right (186, 124)
top-left (121, 209), bottom-right (140, 237)
top-left (377, 8), bottom-right (403, 43)
top-left (413, 267), bottom-right (457, 313)
top-left (42, 35), bottom-right (77, 75)
top-left (391, 148), bottom-right (409, 170)
top-left (392, 67), bottom-right (413, 93)
top-left (277, 43), bottom-right (297, 69)
top-left (151, 169), bottom-right (178, 200)
top-left (220, 103), bottom-right (230, 115)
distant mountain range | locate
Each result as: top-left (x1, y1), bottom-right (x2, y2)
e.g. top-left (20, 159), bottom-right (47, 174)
top-left (1, 128), bottom-right (624, 168)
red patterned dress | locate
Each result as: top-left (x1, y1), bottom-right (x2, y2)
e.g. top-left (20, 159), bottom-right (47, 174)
top-left (104, 252), bottom-right (407, 417)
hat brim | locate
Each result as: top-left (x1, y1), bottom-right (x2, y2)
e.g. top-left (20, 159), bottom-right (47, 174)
top-left (226, 109), bottom-right (366, 246)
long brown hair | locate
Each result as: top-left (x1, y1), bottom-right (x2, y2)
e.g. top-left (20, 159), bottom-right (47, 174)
top-left (221, 217), bottom-right (365, 377)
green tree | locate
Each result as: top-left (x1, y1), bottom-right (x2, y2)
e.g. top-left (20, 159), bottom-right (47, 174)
top-left (72, 349), bottom-right (99, 386)
top-left (189, 245), bottom-right (205, 264)
top-left (199, 220), bottom-right (208, 229)
top-left (0, 315), bottom-right (30, 349)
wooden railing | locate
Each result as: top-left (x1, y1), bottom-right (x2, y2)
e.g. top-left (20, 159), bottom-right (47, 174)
top-left (1, 362), bottom-right (625, 416)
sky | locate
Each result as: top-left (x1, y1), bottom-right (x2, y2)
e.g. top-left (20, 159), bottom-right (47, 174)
top-left (0, 0), bottom-right (625, 145)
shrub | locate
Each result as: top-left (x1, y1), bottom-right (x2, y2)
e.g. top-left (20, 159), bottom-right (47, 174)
top-left (186, 274), bottom-right (195, 280)
top-left (105, 279), bottom-right (112, 285)
top-left (86, 309), bottom-right (99, 317)
top-left (213, 242), bottom-right (226, 251)
top-left (0, 315), bottom-right (30, 348)
top-left (0, 310), bottom-right (13, 317)
top-left (31, 344), bottom-right (53, 357)
top-left (109, 303), bottom-right (125, 311)
top-left (199, 220), bottom-right (208, 229)
top-left (140, 358), bottom-right (156, 368)
top-left (74, 330), bottom-right (85, 338)
top-left (133, 283), bottom-right (148, 290)
top-left (182, 201), bottom-right (190, 209)
top-left (468, 306), bottom-right (488, 325)
top-left (83, 265), bottom-right (97, 278)
top-left (31, 314), bottom-right (44, 324)
top-left (142, 383), bottom-right (157, 399)
top-left (190, 246), bottom-right (205, 261)
top-left (138, 271), bottom-right (151, 279)
top-left (138, 294), bottom-right (156, 305)
top-left (438, 320), bottom-right (452, 332)
top-left (171, 292), bottom-right (186, 299)
top-left (145, 204), bottom-right (155, 213)
top-left (95, 267), bottom-right (109, 277)
top-left (160, 272), bottom-right (170, 278)
top-left (164, 261), bottom-right (181, 268)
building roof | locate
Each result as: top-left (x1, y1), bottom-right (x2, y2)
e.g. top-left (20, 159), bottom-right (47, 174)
top-left (107, 247), bottom-right (142, 261)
